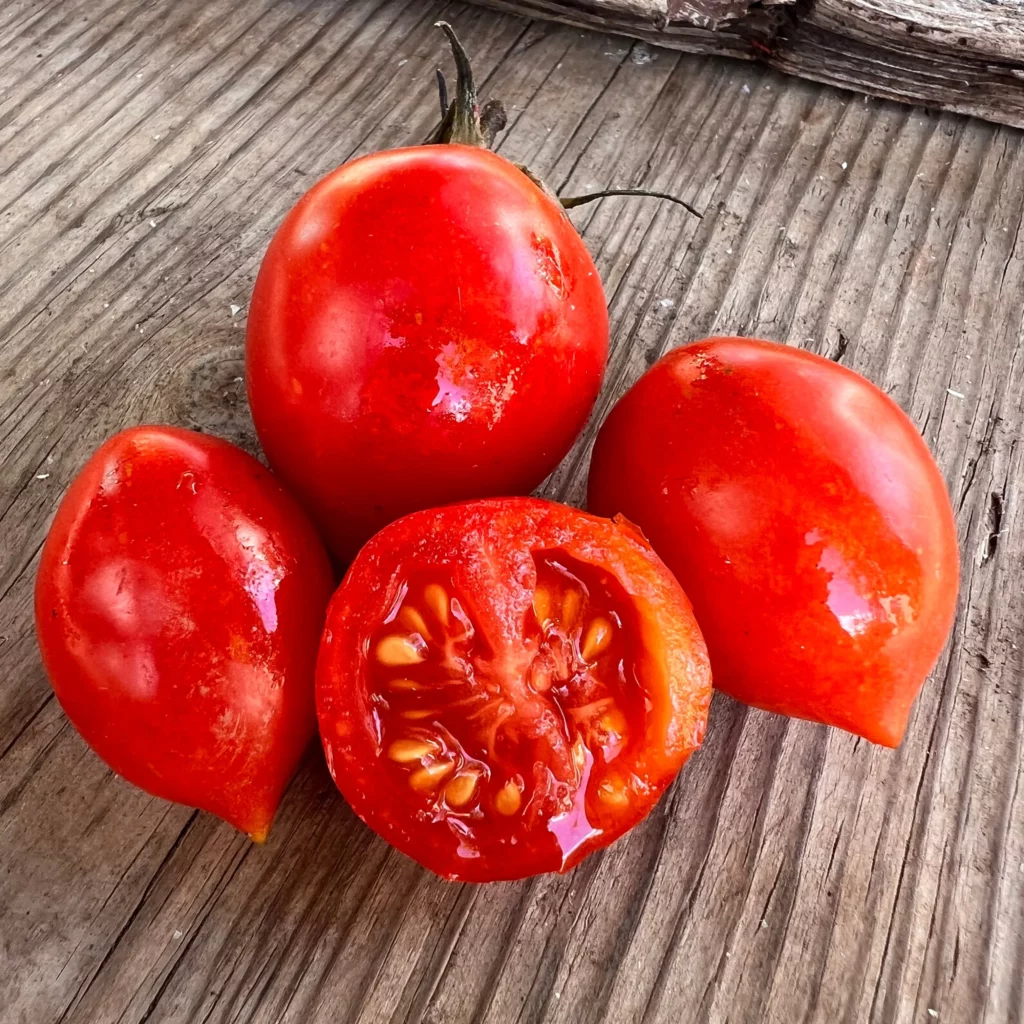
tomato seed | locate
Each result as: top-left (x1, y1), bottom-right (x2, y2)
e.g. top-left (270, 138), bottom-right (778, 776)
top-left (494, 780), bottom-right (522, 815)
top-left (376, 635), bottom-right (425, 666)
top-left (388, 678), bottom-right (422, 692)
top-left (581, 617), bottom-right (612, 661)
top-left (409, 760), bottom-right (454, 792)
top-left (400, 708), bottom-right (440, 720)
top-left (597, 777), bottom-right (629, 807)
top-left (424, 583), bottom-right (449, 627)
top-left (387, 738), bottom-right (437, 763)
top-left (572, 736), bottom-right (587, 771)
top-left (597, 707), bottom-right (627, 740)
top-left (398, 606), bottom-right (431, 641)
top-left (533, 586), bottom-right (551, 625)
top-left (445, 771), bottom-right (479, 807)
top-left (529, 661), bottom-right (553, 693)
top-left (561, 590), bottom-right (581, 629)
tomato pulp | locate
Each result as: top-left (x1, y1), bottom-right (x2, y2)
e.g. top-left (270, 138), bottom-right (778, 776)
top-left (316, 498), bottom-right (711, 881)
top-left (35, 426), bottom-right (334, 839)
top-left (588, 338), bottom-right (960, 746)
top-left (246, 143), bottom-right (608, 562)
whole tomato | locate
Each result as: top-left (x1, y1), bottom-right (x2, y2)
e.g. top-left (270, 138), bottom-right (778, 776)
top-left (35, 426), bottom-right (334, 839)
top-left (245, 27), bottom-right (609, 561)
top-left (316, 497), bottom-right (711, 881)
top-left (588, 337), bottom-right (959, 746)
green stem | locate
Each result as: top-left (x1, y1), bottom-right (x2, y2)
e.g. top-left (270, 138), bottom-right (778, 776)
top-left (561, 188), bottom-right (701, 219)
top-left (425, 24), bottom-right (701, 220)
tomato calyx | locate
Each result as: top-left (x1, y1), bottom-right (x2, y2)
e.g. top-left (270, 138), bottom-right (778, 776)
top-left (428, 22), bottom-right (507, 148)
top-left (427, 23), bottom-right (703, 220)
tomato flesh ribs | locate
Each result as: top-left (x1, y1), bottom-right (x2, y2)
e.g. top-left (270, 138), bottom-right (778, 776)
top-left (587, 337), bottom-right (960, 746)
top-left (316, 499), bottom-right (711, 882)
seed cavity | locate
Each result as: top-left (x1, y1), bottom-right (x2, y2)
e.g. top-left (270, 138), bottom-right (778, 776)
top-left (533, 586), bottom-right (551, 625)
top-left (409, 760), bottom-right (455, 792)
top-left (445, 771), bottom-right (479, 807)
top-left (398, 606), bottom-right (431, 641)
top-left (400, 708), bottom-right (439, 720)
top-left (494, 779), bottom-right (523, 815)
top-left (581, 617), bottom-right (612, 661)
top-left (424, 583), bottom-right (449, 626)
top-left (387, 738), bottom-right (437, 763)
top-left (376, 635), bottom-right (425, 666)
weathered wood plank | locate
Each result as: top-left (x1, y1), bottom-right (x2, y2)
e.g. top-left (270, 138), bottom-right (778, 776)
top-left (1, 2), bottom-right (1022, 1022)
top-left (468, 0), bottom-right (1024, 128)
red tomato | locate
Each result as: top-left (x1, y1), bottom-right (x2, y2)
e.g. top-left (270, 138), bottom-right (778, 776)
top-left (245, 143), bottom-right (608, 561)
top-left (316, 498), bottom-right (711, 881)
top-left (35, 426), bottom-right (334, 839)
top-left (588, 338), bottom-right (959, 746)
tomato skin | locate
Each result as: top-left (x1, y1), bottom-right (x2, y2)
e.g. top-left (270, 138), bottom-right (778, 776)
top-left (246, 144), bottom-right (609, 562)
top-left (316, 497), bottom-right (711, 882)
top-left (588, 338), bottom-right (960, 746)
top-left (34, 426), bottom-right (334, 839)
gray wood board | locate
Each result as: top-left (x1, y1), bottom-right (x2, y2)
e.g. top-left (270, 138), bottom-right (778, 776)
top-left (470, 0), bottom-right (1024, 129)
top-left (1, 1), bottom-right (1022, 1022)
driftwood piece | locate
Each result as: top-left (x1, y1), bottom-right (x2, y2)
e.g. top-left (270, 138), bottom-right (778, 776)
top-left (471, 0), bottom-right (1024, 127)
top-left (2, 1), bottom-right (1024, 1022)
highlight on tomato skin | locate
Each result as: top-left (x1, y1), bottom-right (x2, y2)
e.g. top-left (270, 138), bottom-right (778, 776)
top-left (34, 425), bottom-right (335, 841)
top-left (587, 336), bottom-right (960, 747)
top-left (315, 497), bottom-right (712, 883)
top-left (245, 142), bottom-right (610, 565)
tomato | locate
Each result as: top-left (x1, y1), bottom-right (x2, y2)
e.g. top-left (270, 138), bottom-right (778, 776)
top-left (587, 337), bottom-right (960, 747)
top-left (245, 34), bottom-right (608, 562)
top-left (35, 426), bottom-right (334, 839)
top-left (316, 498), bottom-right (711, 881)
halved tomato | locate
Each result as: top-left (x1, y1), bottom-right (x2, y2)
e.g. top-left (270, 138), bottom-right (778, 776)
top-left (316, 498), bottom-right (711, 882)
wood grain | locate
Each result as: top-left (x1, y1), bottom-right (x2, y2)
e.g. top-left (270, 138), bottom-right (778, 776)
top-left (1, 2), bottom-right (1022, 1022)
top-left (467, 0), bottom-right (1024, 128)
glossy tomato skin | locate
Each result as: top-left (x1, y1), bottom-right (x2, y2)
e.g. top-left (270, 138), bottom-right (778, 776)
top-left (588, 338), bottom-right (959, 746)
top-left (246, 145), bottom-right (609, 562)
top-left (35, 426), bottom-right (334, 839)
top-left (316, 498), bottom-right (710, 882)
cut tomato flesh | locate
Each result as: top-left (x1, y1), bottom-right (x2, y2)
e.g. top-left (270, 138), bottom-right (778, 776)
top-left (369, 553), bottom-right (647, 857)
top-left (317, 498), bottom-right (711, 882)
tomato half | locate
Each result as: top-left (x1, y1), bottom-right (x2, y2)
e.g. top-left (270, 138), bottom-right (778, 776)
top-left (246, 142), bottom-right (608, 562)
top-left (316, 498), bottom-right (711, 881)
top-left (35, 426), bottom-right (334, 839)
top-left (588, 337), bottom-right (960, 746)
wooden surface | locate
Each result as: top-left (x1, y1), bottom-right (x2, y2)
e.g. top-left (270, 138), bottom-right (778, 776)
top-left (470, 0), bottom-right (1024, 129)
top-left (2, 1), bottom-right (1023, 1022)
